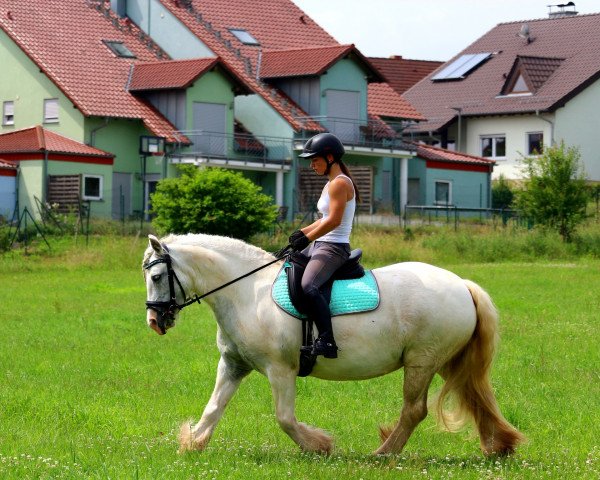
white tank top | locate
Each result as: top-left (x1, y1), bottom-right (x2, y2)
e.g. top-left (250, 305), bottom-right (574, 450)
top-left (316, 174), bottom-right (355, 243)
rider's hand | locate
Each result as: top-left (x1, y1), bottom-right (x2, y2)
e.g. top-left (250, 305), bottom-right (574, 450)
top-left (289, 231), bottom-right (310, 252)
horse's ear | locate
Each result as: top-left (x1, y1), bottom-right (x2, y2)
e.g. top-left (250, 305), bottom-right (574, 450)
top-left (148, 235), bottom-right (163, 255)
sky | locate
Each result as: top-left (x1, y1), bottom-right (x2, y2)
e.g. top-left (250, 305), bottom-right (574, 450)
top-left (291, 0), bottom-right (599, 61)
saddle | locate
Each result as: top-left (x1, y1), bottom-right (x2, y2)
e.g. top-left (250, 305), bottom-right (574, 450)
top-left (272, 249), bottom-right (379, 377)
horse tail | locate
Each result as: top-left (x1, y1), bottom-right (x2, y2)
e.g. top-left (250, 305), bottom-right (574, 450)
top-left (435, 279), bottom-right (525, 456)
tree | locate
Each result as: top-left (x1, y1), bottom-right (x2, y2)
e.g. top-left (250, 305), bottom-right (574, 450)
top-left (515, 142), bottom-right (589, 242)
top-left (150, 166), bottom-right (278, 240)
top-left (492, 174), bottom-right (514, 209)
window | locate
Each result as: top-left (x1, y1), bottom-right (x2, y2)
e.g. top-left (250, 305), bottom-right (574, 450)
top-left (509, 73), bottom-right (530, 94)
top-left (435, 181), bottom-right (452, 205)
top-left (3, 101), bottom-right (14, 125)
top-left (44, 98), bottom-right (59, 123)
top-left (82, 174), bottom-right (103, 201)
top-left (527, 132), bottom-right (543, 155)
top-left (481, 135), bottom-right (506, 158)
top-left (103, 40), bottom-right (136, 58)
top-left (431, 53), bottom-right (492, 81)
top-left (229, 29), bottom-right (260, 46)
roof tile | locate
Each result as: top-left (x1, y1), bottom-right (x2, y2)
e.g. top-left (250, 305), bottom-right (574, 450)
top-left (368, 83), bottom-right (425, 121)
top-left (0, 126), bottom-right (114, 157)
top-left (404, 13), bottom-right (600, 132)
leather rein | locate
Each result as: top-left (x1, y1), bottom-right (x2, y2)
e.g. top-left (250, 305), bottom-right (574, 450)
top-left (144, 243), bottom-right (291, 334)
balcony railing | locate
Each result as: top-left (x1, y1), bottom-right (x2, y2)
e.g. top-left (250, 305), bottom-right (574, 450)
top-left (295, 116), bottom-right (416, 152)
top-left (170, 130), bottom-right (294, 170)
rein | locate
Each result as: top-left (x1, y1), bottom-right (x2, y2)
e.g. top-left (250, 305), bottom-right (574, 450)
top-left (144, 243), bottom-right (291, 333)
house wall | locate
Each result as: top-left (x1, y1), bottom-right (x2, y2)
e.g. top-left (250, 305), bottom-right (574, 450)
top-left (16, 161), bottom-right (43, 216)
top-left (464, 115), bottom-right (552, 179)
top-left (424, 166), bottom-right (491, 208)
top-left (320, 59), bottom-right (369, 122)
top-left (0, 29), bottom-right (85, 139)
top-left (554, 79), bottom-right (600, 181)
top-left (0, 172), bottom-right (17, 219)
top-left (125, 0), bottom-right (215, 59)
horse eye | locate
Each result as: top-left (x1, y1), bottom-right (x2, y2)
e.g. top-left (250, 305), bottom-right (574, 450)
top-left (151, 274), bottom-right (162, 282)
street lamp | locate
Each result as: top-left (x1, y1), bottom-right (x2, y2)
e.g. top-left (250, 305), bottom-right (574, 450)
top-left (139, 135), bottom-right (165, 230)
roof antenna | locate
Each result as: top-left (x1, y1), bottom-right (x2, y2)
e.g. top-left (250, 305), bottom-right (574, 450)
top-left (518, 23), bottom-right (531, 44)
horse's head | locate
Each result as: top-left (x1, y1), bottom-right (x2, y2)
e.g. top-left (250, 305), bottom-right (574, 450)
top-left (143, 234), bottom-right (184, 335)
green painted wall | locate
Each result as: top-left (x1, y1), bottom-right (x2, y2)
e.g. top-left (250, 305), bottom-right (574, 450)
top-left (17, 161), bottom-right (43, 216)
top-left (185, 70), bottom-right (235, 132)
top-left (0, 29), bottom-right (84, 139)
top-left (320, 59), bottom-right (369, 121)
top-left (424, 166), bottom-right (490, 208)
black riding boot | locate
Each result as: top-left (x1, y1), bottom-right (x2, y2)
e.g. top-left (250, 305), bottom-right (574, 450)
top-left (303, 288), bottom-right (338, 358)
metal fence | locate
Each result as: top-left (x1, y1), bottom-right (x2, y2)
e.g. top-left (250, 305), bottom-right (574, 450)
top-left (404, 205), bottom-right (526, 230)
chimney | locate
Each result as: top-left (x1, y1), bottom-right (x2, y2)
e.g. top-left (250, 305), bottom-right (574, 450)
top-left (547, 2), bottom-right (578, 18)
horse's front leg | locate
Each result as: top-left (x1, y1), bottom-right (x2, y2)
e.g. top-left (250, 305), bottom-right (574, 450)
top-left (179, 356), bottom-right (250, 453)
top-left (267, 365), bottom-right (333, 454)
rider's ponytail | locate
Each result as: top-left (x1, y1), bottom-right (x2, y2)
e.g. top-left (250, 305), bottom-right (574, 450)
top-left (338, 161), bottom-right (361, 203)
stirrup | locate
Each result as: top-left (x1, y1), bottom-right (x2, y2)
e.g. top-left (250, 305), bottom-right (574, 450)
top-left (312, 337), bottom-right (338, 359)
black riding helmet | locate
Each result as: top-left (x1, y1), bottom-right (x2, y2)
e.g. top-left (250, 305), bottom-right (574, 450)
top-left (299, 133), bottom-right (345, 162)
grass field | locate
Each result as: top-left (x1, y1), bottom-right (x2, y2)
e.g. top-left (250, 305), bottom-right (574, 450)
top-left (0, 231), bottom-right (599, 479)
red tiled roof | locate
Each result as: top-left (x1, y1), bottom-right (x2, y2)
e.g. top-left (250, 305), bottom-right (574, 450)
top-left (157, 0), bottom-right (350, 132)
top-left (0, 0), bottom-right (185, 142)
top-left (129, 58), bottom-right (220, 91)
top-left (260, 44), bottom-right (383, 81)
top-left (0, 126), bottom-right (113, 158)
top-left (404, 13), bottom-right (600, 133)
top-left (368, 83), bottom-right (425, 121)
top-left (413, 142), bottom-right (495, 167)
top-left (369, 56), bottom-right (444, 94)
top-left (0, 159), bottom-right (17, 169)
top-left (128, 57), bottom-right (251, 94)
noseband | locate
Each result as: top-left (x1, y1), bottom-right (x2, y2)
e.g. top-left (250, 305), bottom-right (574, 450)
top-left (143, 245), bottom-right (200, 334)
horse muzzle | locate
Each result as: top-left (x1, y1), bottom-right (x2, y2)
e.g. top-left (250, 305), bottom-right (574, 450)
top-left (146, 304), bottom-right (177, 335)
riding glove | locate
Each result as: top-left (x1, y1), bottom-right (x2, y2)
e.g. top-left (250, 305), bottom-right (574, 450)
top-left (289, 230), bottom-right (310, 251)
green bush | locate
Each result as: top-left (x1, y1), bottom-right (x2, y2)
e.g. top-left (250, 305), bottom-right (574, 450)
top-left (491, 174), bottom-right (514, 209)
top-left (150, 166), bottom-right (278, 240)
top-left (515, 142), bottom-right (589, 242)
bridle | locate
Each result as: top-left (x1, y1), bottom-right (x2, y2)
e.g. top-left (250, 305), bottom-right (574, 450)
top-left (143, 242), bottom-right (290, 334)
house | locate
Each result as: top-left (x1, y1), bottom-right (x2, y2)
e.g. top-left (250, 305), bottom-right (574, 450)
top-left (0, 0), bottom-right (493, 225)
top-left (403, 9), bottom-right (600, 182)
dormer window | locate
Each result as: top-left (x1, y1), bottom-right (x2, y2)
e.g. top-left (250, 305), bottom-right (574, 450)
top-left (229, 29), bottom-right (260, 46)
top-left (103, 40), bottom-right (136, 58)
top-left (501, 56), bottom-right (563, 96)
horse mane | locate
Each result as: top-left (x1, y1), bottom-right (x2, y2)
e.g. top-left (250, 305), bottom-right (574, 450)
top-left (160, 233), bottom-right (275, 264)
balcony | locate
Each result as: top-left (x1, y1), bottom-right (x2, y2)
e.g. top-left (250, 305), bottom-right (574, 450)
top-left (295, 115), bottom-right (416, 158)
top-left (169, 130), bottom-right (294, 172)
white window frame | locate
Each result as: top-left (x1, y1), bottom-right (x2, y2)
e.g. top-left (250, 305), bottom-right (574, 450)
top-left (434, 180), bottom-right (452, 205)
top-left (3, 101), bottom-right (14, 125)
top-left (480, 135), bottom-right (506, 159)
top-left (43, 98), bottom-right (59, 123)
top-left (82, 174), bottom-right (103, 201)
top-left (526, 131), bottom-right (544, 156)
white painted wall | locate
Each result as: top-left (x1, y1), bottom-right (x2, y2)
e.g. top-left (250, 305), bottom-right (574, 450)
top-left (465, 115), bottom-right (553, 179)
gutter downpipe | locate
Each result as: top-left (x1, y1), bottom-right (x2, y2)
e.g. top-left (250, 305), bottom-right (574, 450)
top-left (535, 110), bottom-right (555, 146)
top-left (89, 117), bottom-right (110, 147)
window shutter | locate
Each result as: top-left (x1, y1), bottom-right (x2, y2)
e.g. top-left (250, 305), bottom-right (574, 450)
top-left (4, 102), bottom-right (14, 116)
top-left (44, 99), bottom-right (59, 122)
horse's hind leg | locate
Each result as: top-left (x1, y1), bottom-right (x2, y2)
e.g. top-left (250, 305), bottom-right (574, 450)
top-left (267, 365), bottom-right (334, 454)
top-left (374, 365), bottom-right (435, 455)
top-left (179, 356), bottom-right (250, 453)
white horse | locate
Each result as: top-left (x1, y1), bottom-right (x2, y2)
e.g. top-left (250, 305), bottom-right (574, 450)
top-left (143, 233), bottom-right (524, 456)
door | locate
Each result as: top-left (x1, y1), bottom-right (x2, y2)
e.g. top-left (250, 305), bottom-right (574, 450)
top-left (112, 172), bottom-right (132, 220)
top-left (192, 102), bottom-right (227, 156)
top-left (408, 178), bottom-right (420, 205)
top-left (325, 90), bottom-right (360, 143)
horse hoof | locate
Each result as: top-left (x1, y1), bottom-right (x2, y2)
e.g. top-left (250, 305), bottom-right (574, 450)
top-left (178, 421), bottom-right (208, 453)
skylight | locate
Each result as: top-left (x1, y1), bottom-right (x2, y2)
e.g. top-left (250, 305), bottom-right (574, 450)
top-left (229, 29), bottom-right (260, 46)
top-left (103, 40), bottom-right (136, 58)
top-left (432, 53), bottom-right (492, 81)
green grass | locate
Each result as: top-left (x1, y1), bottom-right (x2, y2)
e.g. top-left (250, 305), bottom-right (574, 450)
top-left (0, 232), bottom-right (599, 479)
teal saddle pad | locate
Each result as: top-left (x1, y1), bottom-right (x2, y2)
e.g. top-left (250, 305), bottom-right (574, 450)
top-left (272, 262), bottom-right (380, 319)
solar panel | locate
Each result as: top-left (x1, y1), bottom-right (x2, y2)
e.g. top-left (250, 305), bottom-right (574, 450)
top-left (431, 53), bottom-right (492, 81)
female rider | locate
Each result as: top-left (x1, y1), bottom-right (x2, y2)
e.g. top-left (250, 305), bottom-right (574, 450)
top-left (288, 133), bottom-right (360, 358)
